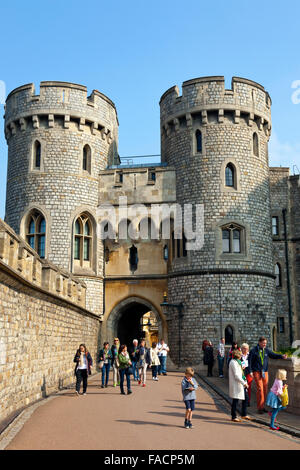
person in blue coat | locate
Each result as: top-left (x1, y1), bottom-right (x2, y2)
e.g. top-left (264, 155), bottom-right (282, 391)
top-left (248, 336), bottom-right (287, 414)
top-left (181, 367), bottom-right (198, 429)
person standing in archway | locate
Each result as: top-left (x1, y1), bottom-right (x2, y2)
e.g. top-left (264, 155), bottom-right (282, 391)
top-left (157, 339), bottom-right (170, 376)
top-left (129, 339), bottom-right (140, 382)
top-left (118, 344), bottom-right (133, 395)
top-left (111, 338), bottom-right (120, 387)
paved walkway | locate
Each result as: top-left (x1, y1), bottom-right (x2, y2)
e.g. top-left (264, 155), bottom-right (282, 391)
top-left (1, 372), bottom-right (300, 450)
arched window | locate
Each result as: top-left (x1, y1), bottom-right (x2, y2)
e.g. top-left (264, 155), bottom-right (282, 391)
top-left (26, 210), bottom-right (46, 258)
top-left (83, 144), bottom-right (91, 173)
top-left (225, 325), bottom-right (234, 345)
top-left (275, 263), bottom-right (282, 287)
top-left (118, 219), bottom-right (134, 241)
top-left (34, 140), bottom-right (41, 169)
top-left (222, 224), bottom-right (242, 253)
top-left (139, 217), bottom-right (158, 240)
top-left (253, 132), bottom-right (259, 157)
top-left (73, 214), bottom-right (93, 267)
top-left (195, 130), bottom-right (202, 153)
top-left (225, 163), bottom-right (235, 187)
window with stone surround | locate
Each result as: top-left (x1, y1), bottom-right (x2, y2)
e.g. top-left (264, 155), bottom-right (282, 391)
top-left (253, 132), bottom-right (259, 157)
top-left (272, 216), bottom-right (279, 236)
top-left (277, 317), bottom-right (285, 333)
top-left (275, 263), bottom-right (282, 287)
top-left (74, 214), bottom-right (93, 269)
top-left (26, 210), bottom-right (46, 258)
top-left (221, 224), bottom-right (242, 254)
top-left (225, 163), bottom-right (235, 188)
top-left (82, 144), bottom-right (91, 174)
top-left (195, 130), bottom-right (202, 153)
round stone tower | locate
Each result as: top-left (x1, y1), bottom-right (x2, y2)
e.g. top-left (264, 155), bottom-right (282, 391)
top-left (160, 76), bottom-right (276, 365)
top-left (4, 81), bottom-right (119, 315)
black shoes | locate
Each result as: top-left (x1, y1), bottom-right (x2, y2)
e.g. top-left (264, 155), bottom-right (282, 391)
top-left (127, 390), bottom-right (132, 395)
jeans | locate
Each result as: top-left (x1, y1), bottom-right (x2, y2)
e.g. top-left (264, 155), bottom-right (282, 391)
top-left (231, 389), bottom-right (248, 419)
top-left (119, 368), bottom-right (131, 393)
top-left (158, 356), bottom-right (167, 374)
top-left (207, 362), bottom-right (214, 377)
top-left (152, 365), bottom-right (158, 378)
top-left (112, 362), bottom-right (119, 385)
top-left (76, 369), bottom-right (88, 393)
top-left (218, 356), bottom-right (225, 376)
top-left (101, 363), bottom-right (111, 386)
top-left (131, 360), bottom-right (139, 380)
top-left (270, 406), bottom-right (286, 428)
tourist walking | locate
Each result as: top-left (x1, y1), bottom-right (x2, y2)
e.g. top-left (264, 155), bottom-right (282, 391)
top-left (241, 343), bottom-right (252, 406)
top-left (157, 339), bottom-right (170, 376)
top-left (204, 341), bottom-right (214, 377)
top-left (229, 349), bottom-right (251, 422)
top-left (266, 369), bottom-right (288, 430)
top-left (217, 337), bottom-right (225, 378)
top-left (150, 342), bottom-right (160, 381)
top-left (248, 336), bottom-right (287, 414)
top-left (129, 339), bottom-right (140, 381)
top-left (137, 339), bottom-right (149, 387)
top-left (74, 344), bottom-right (93, 396)
top-left (111, 337), bottom-right (120, 387)
top-left (118, 344), bottom-right (132, 395)
top-left (181, 367), bottom-right (198, 429)
top-left (98, 342), bottom-right (112, 388)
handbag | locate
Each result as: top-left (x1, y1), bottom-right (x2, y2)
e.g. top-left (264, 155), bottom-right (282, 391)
top-left (99, 360), bottom-right (104, 369)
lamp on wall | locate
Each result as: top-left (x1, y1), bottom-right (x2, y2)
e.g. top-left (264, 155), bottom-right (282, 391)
top-left (163, 244), bottom-right (169, 261)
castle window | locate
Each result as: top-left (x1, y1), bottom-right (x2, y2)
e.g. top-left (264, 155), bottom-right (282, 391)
top-left (115, 170), bottom-right (123, 185)
top-left (253, 132), bottom-right (259, 157)
top-left (182, 232), bottom-right (187, 257)
top-left (272, 216), bottom-right (279, 236)
top-left (195, 130), bottom-right (202, 153)
top-left (225, 163), bottom-right (235, 187)
top-left (148, 168), bottom-right (156, 183)
top-left (138, 217), bottom-right (158, 240)
top-left (26, 210), bottom-right (46, 258)
top-left (32, 140), bottom-right (42, 169)
top-left (277, 317), bottom-right (285, 333)
top-left (73, 214), bottom-right (93, 267)
top-left (83, 144), bottom-right (91, 173)
top-left (275, 263), bottom-right (282, 287)
top-left (129, 245), bottom-right (138, 273)
top-left (222, 224), bottom-right (242, 253)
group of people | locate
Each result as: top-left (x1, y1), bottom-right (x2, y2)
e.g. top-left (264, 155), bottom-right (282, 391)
top-left (203, 336), bottom-right (289, 430)
top-left (73, 338), bottom-right (170, 396)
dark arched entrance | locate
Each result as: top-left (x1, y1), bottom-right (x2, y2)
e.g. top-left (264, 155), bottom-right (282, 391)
top-left (117, 301), bottom-right (150, 345)
top-left (105, 297), bottom-right (164, 348)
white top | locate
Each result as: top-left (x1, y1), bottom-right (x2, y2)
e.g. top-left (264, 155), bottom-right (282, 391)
top-left (77, 354), bottom-right (88, 370)
top-left (157, 343), bottom-right (169, 357)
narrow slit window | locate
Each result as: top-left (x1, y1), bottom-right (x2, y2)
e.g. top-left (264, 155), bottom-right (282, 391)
top-left (196, 130), bottom-right (202, 153)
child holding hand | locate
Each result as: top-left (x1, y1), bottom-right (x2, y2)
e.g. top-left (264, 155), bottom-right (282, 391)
top-left (266, 369), bottom-right (288, 430)
top-left (181, 367), bottom-right (198, 429)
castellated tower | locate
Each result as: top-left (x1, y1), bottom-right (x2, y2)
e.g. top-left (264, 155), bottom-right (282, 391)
top-left (4, 81), bottom-right (119, 315)
top-left (160, 76), bottom-right (276, 365)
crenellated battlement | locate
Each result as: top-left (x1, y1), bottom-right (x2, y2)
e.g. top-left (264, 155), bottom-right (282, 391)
top-left (4, 81), bottom-right (118, 143)
top-left (0, 218), bottom-right (87, 308)
top-left (160, 76), bottom-right (272, 137)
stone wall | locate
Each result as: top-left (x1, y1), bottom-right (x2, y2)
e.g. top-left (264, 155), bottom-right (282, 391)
top-left (0, 219), bottom-right (100, 424)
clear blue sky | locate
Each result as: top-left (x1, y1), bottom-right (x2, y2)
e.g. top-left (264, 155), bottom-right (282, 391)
top-left (1, 0), bottom-right (300, 218)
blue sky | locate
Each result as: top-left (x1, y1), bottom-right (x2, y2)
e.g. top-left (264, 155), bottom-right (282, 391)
top-left (1, 0), bottom-right (300, 218)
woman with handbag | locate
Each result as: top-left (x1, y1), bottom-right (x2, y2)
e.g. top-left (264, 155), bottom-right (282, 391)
top-left (73, 344), bottom-right (93, 396)
top-left (266, 369), bottom-right (288, 430)
top-left (98, 342), bottom-right (112, 388)
top-left (118, 344), bottom-right (133, 395)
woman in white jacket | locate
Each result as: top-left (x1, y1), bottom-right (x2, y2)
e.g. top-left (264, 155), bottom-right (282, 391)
top-left (229, 349), bottom-right (251, 422)
top-left (150, 342), bottom-right (160, 381)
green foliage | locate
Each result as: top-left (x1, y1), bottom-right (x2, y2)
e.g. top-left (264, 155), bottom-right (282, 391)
top-left (275, 347), bottom-right (300, 358)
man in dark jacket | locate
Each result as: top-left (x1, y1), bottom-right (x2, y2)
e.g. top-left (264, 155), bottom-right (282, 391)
top-left (248, 336), bottom-right (287, 414)
top-left (128, 339), bottom-right (140, 381)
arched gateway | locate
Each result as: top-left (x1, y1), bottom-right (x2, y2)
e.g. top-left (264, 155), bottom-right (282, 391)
top-left (102, 297), bottom-right (168, 347)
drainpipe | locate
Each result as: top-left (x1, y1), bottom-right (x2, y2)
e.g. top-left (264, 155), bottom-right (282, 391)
top-left (282, 208), bottom-right (294, 345)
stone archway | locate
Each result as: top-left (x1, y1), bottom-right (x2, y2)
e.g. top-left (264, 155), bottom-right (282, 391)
top-left (103, 296), bottom-right (167, 347)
